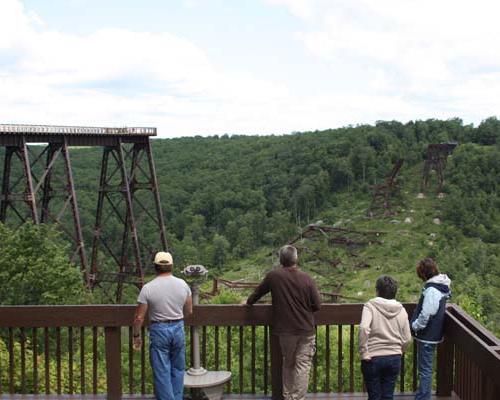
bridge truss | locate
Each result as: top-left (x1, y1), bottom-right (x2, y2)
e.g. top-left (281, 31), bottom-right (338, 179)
top-left (0, 124), bottom-right (167, 302)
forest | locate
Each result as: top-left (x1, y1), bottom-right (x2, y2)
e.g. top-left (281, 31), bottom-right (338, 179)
top-left (1, 117), bottom-right (499, 329)
top-left (1, 117), bottom-right (500, 393)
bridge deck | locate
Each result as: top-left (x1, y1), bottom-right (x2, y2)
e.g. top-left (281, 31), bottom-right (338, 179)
top-left (0, 124), bottom-right (156, 136)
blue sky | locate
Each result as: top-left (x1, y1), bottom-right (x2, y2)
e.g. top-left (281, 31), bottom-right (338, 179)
top-left (2, 0), bottom-right (500, 137)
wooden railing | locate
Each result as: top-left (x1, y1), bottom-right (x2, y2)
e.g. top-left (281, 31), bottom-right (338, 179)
top-left (436, 304), bottom-right (500, 400)
top-left (0, 304), bottom-right (499, 399)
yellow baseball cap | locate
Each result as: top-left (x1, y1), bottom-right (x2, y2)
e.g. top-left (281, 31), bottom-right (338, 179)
top-left (154, 251), bottom-right (173, 266)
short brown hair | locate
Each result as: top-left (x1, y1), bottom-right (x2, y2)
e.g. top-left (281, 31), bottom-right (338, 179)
top-left (279, 245), bottom-right (298, 267)
top-left (155, 263), bottom-right (173, 273)
top-left (376, 275), bottom-right (398, 299)
top-left (416, 257), bottom-right (439, 281)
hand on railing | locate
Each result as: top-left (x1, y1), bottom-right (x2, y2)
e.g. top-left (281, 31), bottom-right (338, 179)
top-left (133, 335), bottom-right (142, 351)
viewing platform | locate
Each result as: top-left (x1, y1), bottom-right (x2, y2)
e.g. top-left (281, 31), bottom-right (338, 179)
top-left (0, 304), bottom-right (498, 400)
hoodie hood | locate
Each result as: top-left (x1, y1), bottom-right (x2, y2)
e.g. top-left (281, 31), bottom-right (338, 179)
top-left (367, 297), bottom-right (404, 319)
top-left (427, 273), bottom-right (451, 287)
top-left (426, 274), bottom-right (451, 296)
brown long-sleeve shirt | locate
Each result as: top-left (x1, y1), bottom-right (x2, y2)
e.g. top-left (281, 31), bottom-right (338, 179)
top-left (246, 266), bottom-right (322, 335)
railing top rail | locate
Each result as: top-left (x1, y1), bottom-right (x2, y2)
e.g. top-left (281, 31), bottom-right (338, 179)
top-left (447, 303), bottom-right (500, 346)
top-left (0, 124), bottom-right (157, 136)
top-left (0, 303), bottom-right (416, 328)
top-left (444, 306), bottom-right (500, 383)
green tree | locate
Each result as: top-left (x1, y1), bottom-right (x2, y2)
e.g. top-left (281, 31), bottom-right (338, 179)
top-left (0, 223), bottom-right (89, 305)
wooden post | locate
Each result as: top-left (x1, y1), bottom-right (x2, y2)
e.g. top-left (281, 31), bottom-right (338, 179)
top-left (436, 335), bottom-right (454, 396)
top-left (105, 327), bottom-right (122, 400)
top-left (270, 331), bottom-right (283, 400)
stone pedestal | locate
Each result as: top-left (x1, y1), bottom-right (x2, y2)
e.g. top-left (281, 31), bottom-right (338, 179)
top-left (184, 370), bottom-right (232, 400)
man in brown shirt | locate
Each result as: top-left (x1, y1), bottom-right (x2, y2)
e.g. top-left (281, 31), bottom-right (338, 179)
top-left (246, 245), bottom-right (321, 400)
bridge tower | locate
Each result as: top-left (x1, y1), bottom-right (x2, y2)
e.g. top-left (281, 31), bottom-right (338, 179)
top-left (0, 124), bottom-right (168, 302)
top-left (420, 142), bottom-right (458, 194)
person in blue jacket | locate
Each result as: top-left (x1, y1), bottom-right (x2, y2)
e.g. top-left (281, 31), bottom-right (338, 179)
top-left (411, 257), bottom-right (451, 400)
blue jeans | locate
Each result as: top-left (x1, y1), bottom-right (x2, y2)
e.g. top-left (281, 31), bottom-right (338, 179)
top-left (149, 321), bottom-right (186, 400)
top-left (415, 341), bottom-right (436, 400)
top-left (361, 355), bottom-right (401, 400)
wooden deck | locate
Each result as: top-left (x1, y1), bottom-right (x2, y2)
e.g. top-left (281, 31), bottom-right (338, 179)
top-left (0, 394), bottom-right (459, 400)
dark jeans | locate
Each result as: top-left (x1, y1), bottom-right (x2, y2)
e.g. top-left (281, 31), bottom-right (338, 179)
top-left (361, 355), bottom-right (401, 400)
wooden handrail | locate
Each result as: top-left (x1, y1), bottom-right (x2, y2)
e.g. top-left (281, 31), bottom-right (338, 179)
top-left (436, 305), bottom-right (500, 399)
top-left (1, 303), bottom-right (499, 400)
top-left (0, 303), bottom-right (417, 327)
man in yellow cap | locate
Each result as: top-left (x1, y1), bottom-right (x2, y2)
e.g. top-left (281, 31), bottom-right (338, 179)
top-left (133, 251), bottom-right (193, 400)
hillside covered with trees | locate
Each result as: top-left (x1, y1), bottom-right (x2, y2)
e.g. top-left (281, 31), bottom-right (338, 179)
top-left (1, 117), bottom-right (499, 333)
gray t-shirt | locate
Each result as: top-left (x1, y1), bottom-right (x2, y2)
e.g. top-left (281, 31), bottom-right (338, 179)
top-left (137, 275), bottom-right (191, 321)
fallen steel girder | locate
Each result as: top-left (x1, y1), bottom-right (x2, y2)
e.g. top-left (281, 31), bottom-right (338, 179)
top-left (368, 158), bottom-right (404, 217)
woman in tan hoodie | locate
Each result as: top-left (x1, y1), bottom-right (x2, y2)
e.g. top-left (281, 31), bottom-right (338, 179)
top-left (359, 275), bottom-right (412, 400)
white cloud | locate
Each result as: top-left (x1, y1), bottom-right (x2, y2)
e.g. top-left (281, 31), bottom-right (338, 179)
top-left (0, 0), bottom-right (292, 136)
top-left (273, 0), bottom-right (500, 123)
top-left (1, 0), bottom-right (499, 137)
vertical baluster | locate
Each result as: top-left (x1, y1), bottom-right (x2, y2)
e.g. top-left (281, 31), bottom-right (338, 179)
top-left (80, 327), bottom-right (85, 394)
top-left (20, 327), bottom-right (26, 393)
top-left (190, 326), bottom-right (194, 366)
top-left (141, 326), bottom-right (146, 395)
top-left (412, 341), bottom-right (417, 391)
top-left (264, 325), bottom-right (269, 395)
top-left (202, 326), bottom-right (207, 368)
top-left (56, 327), bottom-right (61, 394)
top-left (455, 349), bottom-right (461, 398)
top-left (68, 327), bottom-right (74, 394)
top-left (325, 325), bottom-right (330, 392)
top-left (92, 327), bottom-right (98, 394)
top-left (44, 327), bottom-right (50, 394)
top-left (312, 326), bottom-right (318, 392)
top-left (214, 326), bottom-right (220, 370)
top-left (226, 326), bottom-right (232, 393)
top-left (251, 326), bottom-right (256, 394)
top-left (8, 327), bottom-right (14, 394)
top-left (0, 329), bottom-right (2, 395)
top-left (338, 325), bottom-right (343, 392)
top-left (128, 327), bottom-right (134, 394)
top-left (349, 325), bottom-right (354, 392)
top-left (400, 353), bottom-right (405, 392)
top-left (466, 355), bottom-right (472, 400)
top-left (239, 326), bottom-right (244, 393)
top-left (33, 328), bottom-right (38, 394)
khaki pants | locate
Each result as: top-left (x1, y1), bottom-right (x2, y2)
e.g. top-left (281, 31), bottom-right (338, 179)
top-left (279, 334), bottom-right (316, 400)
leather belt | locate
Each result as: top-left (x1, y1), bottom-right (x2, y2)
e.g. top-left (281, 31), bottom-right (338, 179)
top-left (150, 318), bottom-right (183, 324)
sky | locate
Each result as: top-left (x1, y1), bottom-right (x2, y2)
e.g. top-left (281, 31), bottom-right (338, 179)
top-left (1, 0), bottom-right (500, 138)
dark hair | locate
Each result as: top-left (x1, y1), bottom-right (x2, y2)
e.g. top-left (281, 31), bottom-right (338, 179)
top-left (155, 263), bottom-right (173, 274)
top-left (279, 245), bottom-right (298, 267)
top-left (375, 275), bottom-right (398, 299)
top-left (416, 257), bottom-right (439, 281)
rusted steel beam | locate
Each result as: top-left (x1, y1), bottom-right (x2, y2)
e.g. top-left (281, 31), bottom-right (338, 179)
top-left (117, 139), bottom-right (143, 297)
top-left (368, 158), bottom-right (404, 217)
top-left (145, 140), bottom-right (168, 251)
top-left (0, 147), bottom-right (14, 222)
top-left (20, 137), bottom-right (39, 224)
top-left (90, 140), bottom-right (167, 301)
top-left (62, 138), bottom-right (89, 284)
